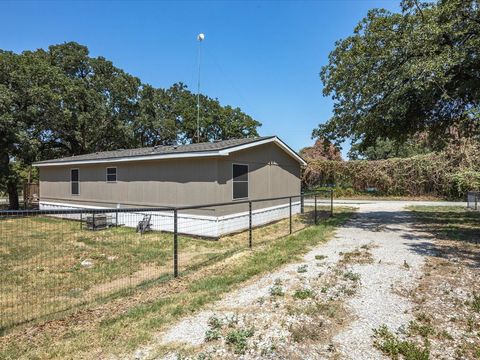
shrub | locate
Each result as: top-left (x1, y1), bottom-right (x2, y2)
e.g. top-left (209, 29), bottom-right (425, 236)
top-left (373, 325), bottom-right (430, 360)
top-left (472, 292), bottom-right (480, 312)
top-left (269, 279), bottom-right (284, 297)
top-left (225, 328), bottom-right (254, 354)
top-left (343, 271), bottom-right (361, 281)
top-left (303, 144), bottom-right (480, 199)
top-left (205, 329), bottom-right (220, 342)
top-left (293, 288), bottom-right (315, 300)
top-left (297, 264), bottom-right (308, 273)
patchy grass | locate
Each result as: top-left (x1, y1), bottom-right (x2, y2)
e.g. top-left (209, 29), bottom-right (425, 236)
top-left (296, 264), bottom-right (308, 273)
top-left (289, 320), bottom-right (323, 343)
top-left (0, 208), bottom-right (354, 359)
top-left (0, 207), bottom-right (324, 332)
top-left (225, 327), bottom-right (255, 354)
top-left (373, 325), bottom-right (430, 360)
top-left (293, 288), bottom-right (315, 300)
top-left (269, 279), bottom-right (285, 297)
top-left (204, 329), bottom-right (220, 342)
top-left (339, 247), bottom-right (374, 265)
top-left (408, 205), bottom-right (480, 244)
top-left (343, 271), bottom-right (360, 282)
top-left (402, 206), bottom-right (480, 359)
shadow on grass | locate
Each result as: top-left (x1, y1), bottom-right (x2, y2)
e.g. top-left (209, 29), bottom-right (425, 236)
top-left (406, 206), bottom-right (480, 268)
top-left (334, 205), bottom-right (479, 267)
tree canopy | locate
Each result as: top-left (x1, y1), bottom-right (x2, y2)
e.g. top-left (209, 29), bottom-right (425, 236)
top-left (313, 0), bottom-right (480, 154)
top-left (0, 42), bottom-right (261, 208)
top-left (299, 138), bottom-right (342, 161)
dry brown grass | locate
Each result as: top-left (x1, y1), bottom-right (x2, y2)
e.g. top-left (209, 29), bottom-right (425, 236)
top-left (402, 206), bottom-right (480, 359)
top-left (0, 207), bottom-right (350, 360)
top-left (0, 207), bottom-right (324, 332)
top-left (339, 246), bottom-right (374, 265)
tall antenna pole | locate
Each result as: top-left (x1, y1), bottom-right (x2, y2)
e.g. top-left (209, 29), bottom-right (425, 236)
top-left (196, 33), bottom-right (205, 143)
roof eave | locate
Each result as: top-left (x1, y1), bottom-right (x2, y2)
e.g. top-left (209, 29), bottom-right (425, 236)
top-left (33, 136), bottom-right (307, 167)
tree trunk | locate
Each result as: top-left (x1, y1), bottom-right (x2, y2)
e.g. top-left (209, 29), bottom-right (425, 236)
top-left (7, 180), bottom-right (19, 210)
top-left (0, 152), bottom-right (20, 210)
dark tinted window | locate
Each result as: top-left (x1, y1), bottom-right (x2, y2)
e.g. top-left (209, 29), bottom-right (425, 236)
top-left (232, 164), bottom-right (248, 199)
top-left (71, 169), bottom-right (79, 195)
top-left (233, 181), bottom-right (248, 199)
top-left (71, 169), bottom-right (79, 182)
top-left (233, 164), bottom-right (248, 181)
top-left (71, 182), bottom-right (79, 195)
top-left (106, 167), bottom-right (117, 182)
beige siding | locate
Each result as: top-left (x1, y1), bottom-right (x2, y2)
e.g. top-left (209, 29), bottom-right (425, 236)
top-left (39, 142), bottom-right (301, 214)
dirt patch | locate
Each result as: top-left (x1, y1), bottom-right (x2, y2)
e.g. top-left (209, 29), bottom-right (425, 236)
top-left (338, 244), bottom-right (375, 265)
top-left (85, 264), bottom-right (167, 297)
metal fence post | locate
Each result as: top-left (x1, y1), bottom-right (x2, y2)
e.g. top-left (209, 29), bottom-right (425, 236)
top-left (330, 190), bottom-right (334, 217)
top-left (80, 211), bottom-right (83, 230)
top-left (289, 197), bottom-right (292, 234)
top-left (300, 192), bottom-right (304, 214)
top-left (249, 201), bottom-right (252, 249)
top-left (115, 211), bottom-right (118, 227)
top-left (314, 195), bottom-right (318, 225)
top-left (476, 194), bottom-right (478, 211)
top-left (173, 209), bottom-right (178, 278)
top-left (92, 213), bottom-right (95, 231)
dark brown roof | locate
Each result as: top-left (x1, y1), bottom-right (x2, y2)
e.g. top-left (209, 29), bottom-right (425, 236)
top-left (34, 136), bottom-right (277, 165)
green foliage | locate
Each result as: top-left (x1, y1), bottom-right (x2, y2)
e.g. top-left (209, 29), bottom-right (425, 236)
top-left (0, 42), bottom-right (261, 208)
top-left (472, 293), bottom-right (480, 313)
top-left (225, 327), bottom-right (254, 354)
top-left (269, 279), bottom-right (285, 297)
top-left (303, 144), bottom-right (480, 199)
top-left (373, 325), bottom-right (430, 360)
top-left (204, 329), bottom-right (220, 342)
top-left (349, 138), bottom-right (431, 160)
top-left (314, 0), bottom-right (480, 153)
top-left (293, 288), bottom-right (315, 300)
top-left (297, 264), bottom-right (308, 273)
top-left (207, 315), bottom-right (223, 330)
top-left (343, 271), bottom-right (361, 282)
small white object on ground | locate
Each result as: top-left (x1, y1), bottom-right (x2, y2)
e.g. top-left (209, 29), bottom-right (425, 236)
top-left (80, 259), bottom-right (94, 268)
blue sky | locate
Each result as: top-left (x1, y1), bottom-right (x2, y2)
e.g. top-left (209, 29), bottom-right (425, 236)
top-left (1, 0), bottom-right (399, 157)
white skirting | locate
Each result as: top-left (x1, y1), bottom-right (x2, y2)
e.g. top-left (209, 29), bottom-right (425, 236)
top-left (39, 201), bottom-right (301, 238)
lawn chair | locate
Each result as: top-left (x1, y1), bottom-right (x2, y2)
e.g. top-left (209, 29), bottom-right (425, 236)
top-left (136, 214), bottom-right (152, 234)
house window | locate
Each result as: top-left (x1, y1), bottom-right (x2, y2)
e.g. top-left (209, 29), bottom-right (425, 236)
top-left (71, 169), bottom-right (79, 195)
top-left (232, 164), bottom-right (248, 199)
top-left (106, 167), bottom-right (117, 182)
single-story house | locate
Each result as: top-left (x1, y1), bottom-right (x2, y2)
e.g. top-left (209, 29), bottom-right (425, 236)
top-left (33, 136), bottom-right (307, 237)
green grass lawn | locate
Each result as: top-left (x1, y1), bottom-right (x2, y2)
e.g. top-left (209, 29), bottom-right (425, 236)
top-left (0, 207), bottom-right (352, 359)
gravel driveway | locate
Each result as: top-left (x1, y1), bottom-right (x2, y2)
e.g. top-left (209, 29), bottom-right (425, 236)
top-left (139, 201), bottom-right (464, 359)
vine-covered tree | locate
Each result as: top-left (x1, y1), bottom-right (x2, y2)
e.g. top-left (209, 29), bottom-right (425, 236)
top-left (300, 138), bottom-right (342, 161)
top-left (313, 0), bottom-right (480, 154)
